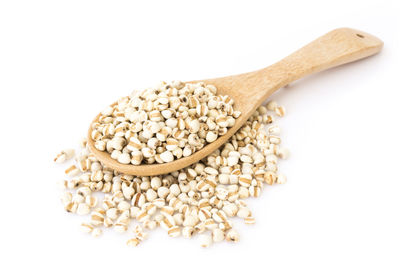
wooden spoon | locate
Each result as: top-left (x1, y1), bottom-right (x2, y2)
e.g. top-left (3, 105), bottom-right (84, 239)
top-left (88, 27), bottom-right (383, 176)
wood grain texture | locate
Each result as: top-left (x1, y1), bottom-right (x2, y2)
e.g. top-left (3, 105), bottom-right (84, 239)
top-left (88, 28), bottom-right (383, 176)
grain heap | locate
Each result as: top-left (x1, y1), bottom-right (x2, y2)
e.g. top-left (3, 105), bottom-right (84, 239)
top-left (56, 83), bottom-right (288, 247)
top-left (90, 81), bottom-right (241, 165)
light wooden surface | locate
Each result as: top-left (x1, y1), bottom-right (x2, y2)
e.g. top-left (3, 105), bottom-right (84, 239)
top-left (88, 27), bottom-right (383, 176)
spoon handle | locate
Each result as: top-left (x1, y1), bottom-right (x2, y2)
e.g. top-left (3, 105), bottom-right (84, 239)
top-left (260, 28), bottom-right (383, 93)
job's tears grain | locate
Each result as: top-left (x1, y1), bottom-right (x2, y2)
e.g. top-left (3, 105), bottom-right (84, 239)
top-left (55, 89), bottom-right (288, 247)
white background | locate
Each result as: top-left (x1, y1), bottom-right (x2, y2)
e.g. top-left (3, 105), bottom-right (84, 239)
top-left (0, 0), bottom-right (399, 274)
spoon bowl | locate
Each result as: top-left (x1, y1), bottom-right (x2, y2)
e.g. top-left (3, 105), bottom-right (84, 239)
top-left (88, 27), bottom-right (383, 176)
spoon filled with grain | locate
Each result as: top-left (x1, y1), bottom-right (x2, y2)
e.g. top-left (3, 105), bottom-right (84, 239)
top-left (87, 27), bottom-right (382, 176)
